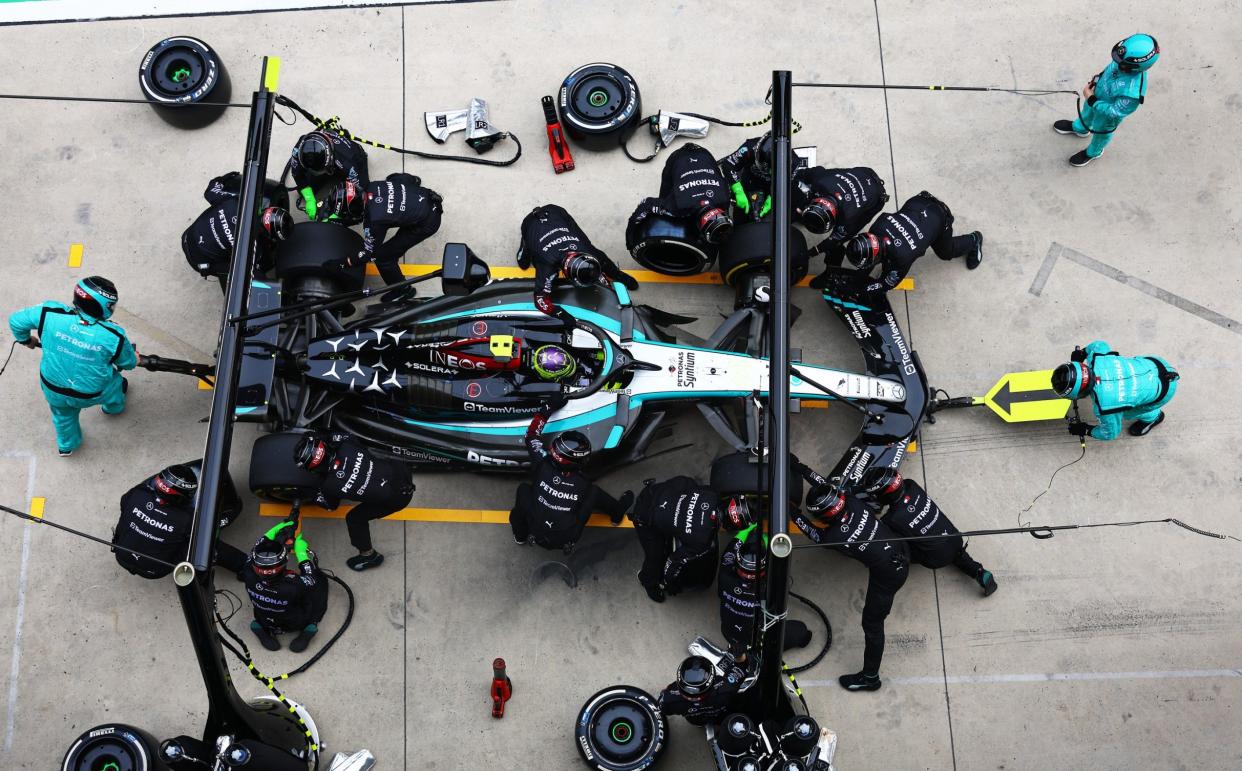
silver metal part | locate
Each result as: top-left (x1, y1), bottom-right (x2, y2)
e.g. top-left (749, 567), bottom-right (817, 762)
top-left (424, 108), bottom-right (468, 143)
top-left (329, 750), bottom-right (377, 770)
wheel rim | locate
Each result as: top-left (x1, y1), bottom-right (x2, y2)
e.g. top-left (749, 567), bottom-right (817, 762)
top-left (150, 47), bottom-right (206, 95)
top-left (589, 697), bottom-right (652, 763)
top-left (571, 74), bottom-right (626, 121)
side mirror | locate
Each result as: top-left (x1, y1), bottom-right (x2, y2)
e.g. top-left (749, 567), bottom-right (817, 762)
top-left (441, 243), bottom-right (491, 296)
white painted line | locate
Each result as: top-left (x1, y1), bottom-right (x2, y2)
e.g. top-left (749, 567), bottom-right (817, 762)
top-left (2, 451), bottom-right (36, 753)
top-left (0, 0), bottom-right (461, 25)
top-left (800, 669), bottom-right (1242, 689)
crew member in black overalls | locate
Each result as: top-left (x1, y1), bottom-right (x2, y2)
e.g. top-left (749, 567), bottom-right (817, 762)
top-left (626, 143), bottom-right (733, 247)
top-left (293, 431), bottom-right (415, 573)
top-left (658, 655), bottom-right (749, 727)
top-left (793, 165), bottom-right (888, 266)
top-left (289, 129), bottom-right (370, 222)
top-left (509, 394), bottom-right (633, 552)
top-left (243, 524), bottom-right (327, 652)
top-left (182, 173), bottom-right (291, 292)
top-left (631, 475), bottom-right (723, 603)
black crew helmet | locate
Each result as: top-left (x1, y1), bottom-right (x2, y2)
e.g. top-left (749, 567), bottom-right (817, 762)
top-left (698, 207), bottom-right (733, 245)
top-left (296, 132), bottom-right (334, 175)
top-left (799, 195), bottom-right (838, 235)
top-left (860, 467), bottom-right (903, 506)
top-left (325, 180), bottom-right (367, 220)
top-left (72, 276), bottom-right (118, 321)
top-left (260, 207), bottom-right (292, 241)
top-left (293, 433), bottom-right (332, 472)
top-left (722, 496), bottom-right (754, 533)
top-left (562, 252), bottom-right (603, 288)
top-left (153, 463), bottom-right (198, 502)
top-left (844, 233), bottom-right (885, 271)
top-left (250, 537), bottom-right (288, 577)
top-left (1051, 362), bottom-right (1094, 399)
top-left (676, 655), bottom-right (716, 698)
top-left (549, 431), bottom-right (591, 467)
top-left (805, 484), bottom-right (845, 519)
top-left (753, 134), bottom-right (773, 178)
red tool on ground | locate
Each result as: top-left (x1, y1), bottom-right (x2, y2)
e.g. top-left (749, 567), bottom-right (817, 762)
top-left (490, 658), bottom-right (513, 718)
top-left (542, 95), bottom-right (574, 174)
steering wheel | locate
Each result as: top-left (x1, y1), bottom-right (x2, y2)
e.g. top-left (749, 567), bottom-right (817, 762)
top-left (564, 321), bottom-right (654, 401)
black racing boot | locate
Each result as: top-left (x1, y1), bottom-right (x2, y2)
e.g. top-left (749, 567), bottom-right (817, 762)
top-left (1053, 120), bottom-right (1088, 137)
top-left (965, 232), bottom-right (983, 270)
top-left (346, 551), bottom-right (385, 571)
top-left (250, 621), bottom-right (281, 652)
top-left (121, 376), bottom-right (128, 394)
top-left (289, 623), bottom-right (318, 654)
top-left (611, 491), bottom-right (636, 525)
top-left (1069, 150), bottom-right (1097, 167)
top-left (1128, 412), bottom-right (1165, 437)
top-left (839, 671), bottom-right (882, 692)
top-left (976, 569), bottom-right (998, 597)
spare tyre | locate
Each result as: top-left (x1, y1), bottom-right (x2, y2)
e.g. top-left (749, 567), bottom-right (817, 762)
top-left (717, 221), bottom-right (809, 288)
top-left (249, 432), bottom-right (323, 502)
top-left (273, 221), bottom-right (366, 294)
top-left (710, 451), bottom-right (805, 504)
top-left (61, 723), bottom-right (168, 771)
top-left (558, 63), bottom-right (642, 151)
top-left (627, 214), bottom-right (714, 276)
top-left (139, 36), bottom-right (231, 129)
top-left (575, 686), bottom-right (666, 771)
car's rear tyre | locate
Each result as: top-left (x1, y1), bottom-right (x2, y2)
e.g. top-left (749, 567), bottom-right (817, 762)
top-left (61, 723), bottom-right (168, 771)
top-left (273, 221), bottom-right (366, 299)
top-left (558, 63), bottom-right (642, 151)
top-left (249, 432), bottom-right (323, 502)
top-left (710, 451), bottom-right (805, 503)
top-left (629, 215), bottom-right (714, 276)
top-left (139, 36), bottom-right (231, 130)
top-left (717, 221), bottom-right (809, 287)
top-left (575, 686), bottom-right (666, 770)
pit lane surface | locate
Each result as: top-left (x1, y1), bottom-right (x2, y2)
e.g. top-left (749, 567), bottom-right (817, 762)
top-left (1, 1), bottom-right (1240, 768)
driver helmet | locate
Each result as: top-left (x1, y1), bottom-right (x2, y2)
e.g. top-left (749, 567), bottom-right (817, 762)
top-left (1112, 33), bottom-right (1159, 73)
top-left (844, 233), bottom-right (886, 271)
top-left (325, 180), bottom-right (367, 221)
top-left (722, 496), bottom-right (754, 533)
top-left (293, 433), bottom-right (334, 473)
top-left (561, 252), bottom-right (603, 288)
top-left (549, 430), bottom-right (591, 467)
top-left (805, 484), bottom-right (846, 521)
top-left (72, 276), bottom-right (118, 320)
top-left (698, 207), bottom-right (733, 245)
top-left (295, 132), bottom-right (334, 176)
top-left (1051, 362), bottom-right (1094, 399)
top-left (860, 467), bottom-right (904, 506)
top-left (151, 463), bottom-right (198, 504)
top-left (752, 134), bottom-right (773, 178)
top-left (260, 207), bottom-right (292, 241)
top-left (250, 537), bottom-right (288, 578)
top-left (532, 345), bottom-right (577, 382)
top-left (799, 195), bottom-right (839, 235)
top-left (676, 655), bottom-right (716, 698)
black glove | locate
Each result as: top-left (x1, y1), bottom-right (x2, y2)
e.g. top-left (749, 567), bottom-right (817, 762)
top-left (1070, 347), bottom-right (1087, 363)
top-left (617, 272), bottom-right (639, 291)
top-left (809, 270), bottom-right (829, 290)
top-left (545, 393), bottom-right (569, 413)
top-left (1068, 421), bottom-right (1091, 437)
top-left (645, 584), bottom-right (666, 603)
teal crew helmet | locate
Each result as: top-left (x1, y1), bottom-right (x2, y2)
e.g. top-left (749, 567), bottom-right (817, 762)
top-left (1112, 33), bottom-right (1159, 72)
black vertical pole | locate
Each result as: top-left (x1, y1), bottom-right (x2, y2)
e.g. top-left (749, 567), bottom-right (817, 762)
top-left (176, 57), bottom-right (297, 747)
top-left (755, 70), bottom-right (796, 719)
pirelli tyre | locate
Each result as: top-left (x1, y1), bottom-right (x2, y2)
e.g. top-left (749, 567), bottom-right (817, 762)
top-left (61, 723), bottom-right (168, 771)
top-left (710, 451), bottom-right (805, 503)
top-left (628, 214), bottom-right (714, 276)
top-left (139, 36), bottom-right (231, 129)
top-left (558, 63), bottom-right (642, 151)
top-left (273, 221), bottom-right (367, 296)
top-left (249, 432), bottom-right (324, 502)
top-left (575, 686), bottom-right (667, 771)
top-left (716, 221), bottom-right (809, 288)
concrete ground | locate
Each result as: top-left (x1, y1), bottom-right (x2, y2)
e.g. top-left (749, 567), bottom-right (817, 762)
top-left (1, 1), bottom-right (1240, 768)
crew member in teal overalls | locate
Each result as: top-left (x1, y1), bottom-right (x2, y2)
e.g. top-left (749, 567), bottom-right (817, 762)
top-left (1053, 33), bottom-right (1159, 167)
top-left (8, 277), bottom-right (139, 456)
top-left (1051, 340), bottom-right (1178, 440)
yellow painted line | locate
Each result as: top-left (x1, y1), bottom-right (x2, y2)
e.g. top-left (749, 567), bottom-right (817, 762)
top-left (801, 400), bottom-right (829, 409)
top-left (198, 380), bottom-right (213, 391)
top-left (263, 57), bottom-right (281, 91)
top-left (28, 497), bottom-right (45, 520)
top-left (259, 501), bottom-right (634, 529)
top-left (908, 440), bottom-right (918, 453)
top-left (371, 263), bottom-right (913, 291)
top-left (67, 243), bottom-right (83, 268)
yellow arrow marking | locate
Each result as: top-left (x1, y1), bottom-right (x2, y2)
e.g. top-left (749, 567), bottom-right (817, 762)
top-left (259, 501), bottom-right (633, 529)
top-left (981, 369), bottom-right (1072, 423)
top-left (67, 243), bottom-right (83, 268)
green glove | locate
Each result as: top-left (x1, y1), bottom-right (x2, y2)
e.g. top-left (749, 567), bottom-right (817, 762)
top-left (758, 196), bottom-right (772, 219)
top-left (731, 182), bottom-right (749, 213)
top-left (299, 186), bottom-right (318, 220)
top-left (293, 534), bottom-right (310, 564)
top-left (264, 520), bottom-right (295, 540)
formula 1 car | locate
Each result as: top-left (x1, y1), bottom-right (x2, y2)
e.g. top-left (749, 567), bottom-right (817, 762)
top-left (235, 222), bottom-right (926, 498)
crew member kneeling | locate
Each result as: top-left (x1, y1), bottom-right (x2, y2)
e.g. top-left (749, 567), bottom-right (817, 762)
top-left (510, 394), bottom-right (633, 552)
top-left (1052, 340), bottom-right (1179, 440)
top-left (658, 655), bottom-right (749, 727)
top-left (244, 522), bottom-right (326, 652)
top-left (631, 476), bottom-right (723, 603)
top-left (626, 143), bottom-right (733, 248)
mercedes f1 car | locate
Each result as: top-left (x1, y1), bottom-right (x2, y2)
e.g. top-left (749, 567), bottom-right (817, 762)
top-left (232, 222), bottom-right (927, 495)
